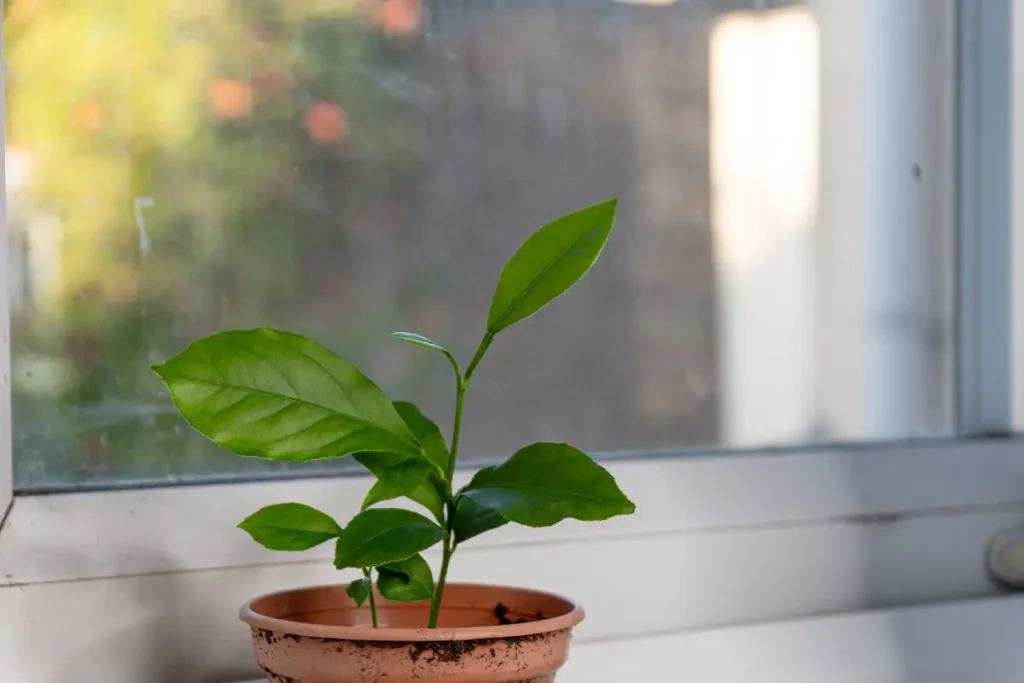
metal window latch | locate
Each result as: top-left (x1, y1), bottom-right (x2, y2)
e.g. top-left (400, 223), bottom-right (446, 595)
top-left (988, 529), bottom-right (1024, 588)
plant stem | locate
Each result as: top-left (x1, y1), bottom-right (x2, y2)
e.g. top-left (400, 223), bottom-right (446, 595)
top-left (428, 535), bottom-right (453, 628)
top-left (364, 568), bottom-right (379, 628)
top-left (463, 332), bottom-right (493, 385)
top-left (428, 334), bottom-right (491, 627)
top-left (433, 378), bottom-right (466, 626)
top-left (445, 385), bottom-right (466, 487)
top-left (428, 332), bottom-right (494, 628)
top-left (368, 589), bottom-right (379, 628)
top-left (442, 351), bottom-right (463, 390)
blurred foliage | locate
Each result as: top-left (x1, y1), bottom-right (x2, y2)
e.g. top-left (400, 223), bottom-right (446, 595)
top-left (6, 0), bottom-right (428, 486)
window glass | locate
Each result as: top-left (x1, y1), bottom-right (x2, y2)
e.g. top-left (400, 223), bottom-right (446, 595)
top-left (6, 0), bottom-right (954, 489)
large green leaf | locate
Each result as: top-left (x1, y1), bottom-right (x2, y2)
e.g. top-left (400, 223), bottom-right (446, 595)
top-left (346, 577), bottom-right (372, 608)
top-left (453, 486), bottom-right (508, 545)
top-left (237, 503), bottom-right (342, 551)
top-left (152, 328), bottom-right (419, 462)
top-left (377, 553), bottom-right (434, 602)
top-left (393, 401), bottom-right (450, 474)
top-left (487, 199), bottom-right (617, 335)
top-left (334, 508), bottom-right (445, 570)
top-left (361, 458), bottom-right (445, 524)
top-left (461, 443), bottom-right (635, 527)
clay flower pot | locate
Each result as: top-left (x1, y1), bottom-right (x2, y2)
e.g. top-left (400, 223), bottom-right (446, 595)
top-left (240, 583), bottom-right (585, 682)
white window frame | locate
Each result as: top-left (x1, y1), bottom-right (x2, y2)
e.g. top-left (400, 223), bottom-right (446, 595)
top-left (958, 0), bottom-right (1014, 434)
top-left (0, 1), bottom-right (1021, 681)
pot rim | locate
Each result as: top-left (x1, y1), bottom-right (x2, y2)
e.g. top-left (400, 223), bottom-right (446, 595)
top-left (239, 581), bottom-right (585, 642)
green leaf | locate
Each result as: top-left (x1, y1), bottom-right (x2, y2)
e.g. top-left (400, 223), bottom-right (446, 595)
top-left (362, 459), bottom-right (435, 510)
top-left (461, 442), bottom-right (635, 527)
top-left (388, 332), bottom-right (462, 380)
top-left (487, 199), bottom-right (617, 335)
top-left (354, 400), bottom-right (450, 523)
top-left (362, 458), bottom-right (439, 510)
top-left (355, 453), bottom-right (447, 524)
top-left (152, 328), bottom-right (419, 462)
top-left (393, 401), bottom-right (450, 474)
top-left (387, 332), bottom-right (450, 355)
top-left (453, 492), bottom-right (508, 545)
top-left (334, 508), bottom-right (446, 570)
top-left (377, 553), bottom-right (434, 602)
top-left (237, 503), bottom-right (342, 551)
top-left (346, 577), bottom-right (372, 608)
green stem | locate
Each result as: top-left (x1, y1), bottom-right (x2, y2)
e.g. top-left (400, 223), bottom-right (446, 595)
top-left (428, 332), bottom-right (493, 628)
top-left (443, 351), bottom-right (463, 390)
top-left (428, 535), bottom-right (453, 628)
top-left (463, 332), bottom-right (494, 385)
top-left (430, 384), bottom-right (460, 629)
top-left (368, 588), bottom-right (379, 629)
top-left (446, 385), bottom-right (466, 486)
top-left (364, 568), bottom-right (379, 629)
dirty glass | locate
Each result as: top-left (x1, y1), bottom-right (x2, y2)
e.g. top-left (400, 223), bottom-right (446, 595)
top-left (7, 0), bottom-right (952, 490)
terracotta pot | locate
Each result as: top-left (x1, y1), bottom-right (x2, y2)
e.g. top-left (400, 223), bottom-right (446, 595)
top-left (240, 582), bottom-right (584, 682)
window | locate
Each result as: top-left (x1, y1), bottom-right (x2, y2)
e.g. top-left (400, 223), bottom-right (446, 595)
top-left (6, 0), bottom-right (957, 492)
top-left (2, 1), bottom-right (1022, 681)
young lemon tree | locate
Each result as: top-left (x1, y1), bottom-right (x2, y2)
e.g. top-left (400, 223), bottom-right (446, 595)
top-left (154, 199), bottom-right (635, 628)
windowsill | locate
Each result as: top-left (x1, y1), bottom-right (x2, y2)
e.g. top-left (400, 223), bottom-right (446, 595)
top-left (7, 439), bottom-right (1024, 680)
top-left (5, 439), bottom-right (1024, 586)
top-left (554, 596), bottom-right (1024, 682)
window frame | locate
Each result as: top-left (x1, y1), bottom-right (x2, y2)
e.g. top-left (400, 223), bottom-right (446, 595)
top-left (0, 0), bottom-right (1018, 640)
top-left (957, 0), bottom-right (1014, 435)
top-left (0, 0), bottom-right (11, 525)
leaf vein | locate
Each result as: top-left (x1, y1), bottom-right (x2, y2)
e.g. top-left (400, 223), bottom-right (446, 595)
top-left (283, 339), bottom-right (360, 410)
top-left (172, 376), bottom-right (412, 449)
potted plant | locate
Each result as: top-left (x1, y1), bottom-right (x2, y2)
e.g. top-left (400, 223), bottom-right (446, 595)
top-left (153, 199), bottom-right (634, 682)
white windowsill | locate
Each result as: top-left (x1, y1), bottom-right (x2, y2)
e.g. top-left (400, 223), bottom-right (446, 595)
top-left (4, 439), bottom-right (1024, 586)
top-left (5, 439), bottom-right (1024, 681)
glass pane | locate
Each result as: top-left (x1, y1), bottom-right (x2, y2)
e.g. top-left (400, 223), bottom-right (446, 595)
top-left (7, 0), bottom-right (954, 490)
